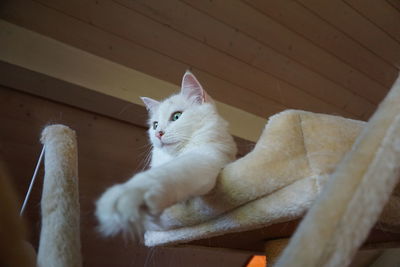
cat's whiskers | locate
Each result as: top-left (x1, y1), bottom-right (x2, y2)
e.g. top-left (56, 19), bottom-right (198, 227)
top-left (141, 149), bottom-right (152, 170)
top-left (136, 146), bottom-right (150, 157)
top-left (136, 144), bottom-right (153, 171)
top-left (136, 141), bottom-right (153, 150)
top-left (161, 133), bottom-right (191, 149)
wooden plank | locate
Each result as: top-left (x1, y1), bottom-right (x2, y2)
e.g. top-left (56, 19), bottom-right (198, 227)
top-left (33, 0), bottom-right (297, 107)
top-left (0, 91), bottom-right (149, 171)
top-left (112, 0), bottom-right (376, 118)
top-left (386, 0), bottom-right (400, 13)
top-left (241, 0), bottom-right (398, 88)
top-left (0, 19), bottom-right (268, 142)
top-left (1, 0), bottom-right (354, 118)
top-left (0, 61), bottom-right (149, 128)
top-left (1, 117), bottom-right (148, 172)
top-left (295, 0), bottom-right (400, 69)
top-left (344, 0), bottom-right (400, 44)
top-left (34, 0), bottom-right (286, 107)
top-left (183, 0), bottom-right (396, 93)
top-left (0, 1), bottom-right (286, 123)
top-left (38, 0), bottom-right (360, 116)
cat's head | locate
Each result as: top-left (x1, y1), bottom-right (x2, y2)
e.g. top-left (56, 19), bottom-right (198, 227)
top-left (141, 71), bottom-right (214, 152)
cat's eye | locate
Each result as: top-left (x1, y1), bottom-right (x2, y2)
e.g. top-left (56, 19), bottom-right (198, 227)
top-left (171, 111), bottom-right (182, 121)
top-left (153, 121), bottom-right (158, 130)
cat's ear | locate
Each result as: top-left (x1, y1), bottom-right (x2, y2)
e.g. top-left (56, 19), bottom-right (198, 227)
top-left (140, 97), bottom-right (160, 112)
top-left (181, 70), bottom-right (209, 104)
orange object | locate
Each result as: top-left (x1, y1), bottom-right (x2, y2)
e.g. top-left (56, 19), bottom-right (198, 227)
top-left (247, 255), bottom-right (267, 267)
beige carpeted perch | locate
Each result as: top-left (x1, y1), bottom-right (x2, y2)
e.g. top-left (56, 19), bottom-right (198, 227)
top-left (145, 110), bottom-right (368, 246)
top-left (145, 75), bottom-right (400, 267)
top-left (37, 125), bottom-right (82, 267)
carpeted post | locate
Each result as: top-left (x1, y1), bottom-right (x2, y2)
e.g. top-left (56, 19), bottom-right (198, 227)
top-left (37, 125), bottom-right (81, 267)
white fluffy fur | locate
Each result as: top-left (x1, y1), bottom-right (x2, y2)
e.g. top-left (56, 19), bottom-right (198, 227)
top-left (95, 71), bottom-right (237, 239)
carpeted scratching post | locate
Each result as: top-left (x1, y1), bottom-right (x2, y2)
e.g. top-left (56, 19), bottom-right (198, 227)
top-left (37, 125), bottom-right (81, 267)
top-left (275, 75), bottom-right (400, 267)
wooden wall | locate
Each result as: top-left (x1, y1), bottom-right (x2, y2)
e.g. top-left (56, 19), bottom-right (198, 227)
top-left (0, 86), bottom-right (251, 266)
top-left (2, 0), bottom-right (399, 123)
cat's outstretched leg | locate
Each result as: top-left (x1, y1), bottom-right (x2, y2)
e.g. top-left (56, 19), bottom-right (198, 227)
top-left (96, 150), bottom-right (224, 240)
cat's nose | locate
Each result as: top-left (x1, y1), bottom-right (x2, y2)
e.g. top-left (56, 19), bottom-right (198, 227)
top-left (156, 131), bottom-right (164, 139)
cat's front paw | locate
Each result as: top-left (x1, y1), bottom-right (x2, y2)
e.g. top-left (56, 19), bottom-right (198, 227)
top-left (95, 182), bottom-right (146, 239)
top-left (95, 174), bottom-right (168, 239)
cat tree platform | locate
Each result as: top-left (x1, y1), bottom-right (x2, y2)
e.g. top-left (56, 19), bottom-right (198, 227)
top-left (145, 75), bottom-right (400, 266)
top-left (145, 110), bottom-right (400, 248)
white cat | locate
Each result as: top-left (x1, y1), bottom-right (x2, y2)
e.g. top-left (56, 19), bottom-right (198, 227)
top-left (95, 71), bottom-right (237, 239)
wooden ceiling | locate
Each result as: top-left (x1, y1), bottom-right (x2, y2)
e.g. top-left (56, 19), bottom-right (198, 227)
top-left (2, 0), bottom-right (399, 122)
